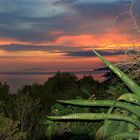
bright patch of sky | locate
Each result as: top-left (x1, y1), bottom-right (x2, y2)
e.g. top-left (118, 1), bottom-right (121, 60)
top-left (0, 0), bottom-right (73, 18)
top-left (75, 0), bottom-right (130, 4)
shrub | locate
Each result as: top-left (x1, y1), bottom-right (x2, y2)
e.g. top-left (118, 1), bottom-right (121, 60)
top-left (43, 50), bottom-right (140, 140)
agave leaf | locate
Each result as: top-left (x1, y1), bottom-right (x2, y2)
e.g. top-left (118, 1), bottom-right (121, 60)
top-left (95, 125), bottom-right (104, 140)
top-left (117, 111), bottom-right (130, 131)
top-left (92, 50), bottom-right (140, 97)
top-left (118, 93), bottom-right (140, 106)
top-left (103, 121), bottom-right (120, 139)
top-left (103, 104), bottom-right (117, 139)
top-left (118, 112), bottom-right (136, 140)
top-left (47, 113), bottom-right (140, 128)
top-left (58, 99), bottom-right (140, 117)
top-left (109, 132), bottom-right (139, 140)
top-left (118, 122), bottom-right (129, 132)
top-left (127, 115), bottom-right (137, 134)
top-left (103, 110), bottom-right (137, 140)
top-left (96, 124), bottom-right (120, 140)
top-left (103, 105), bottom-right (130, 139)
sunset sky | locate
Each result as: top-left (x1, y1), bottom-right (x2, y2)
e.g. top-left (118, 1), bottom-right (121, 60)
top-left (0, 0), bottom-right (140, 72)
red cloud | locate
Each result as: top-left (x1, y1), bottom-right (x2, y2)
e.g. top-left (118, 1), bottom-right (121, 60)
top-left (43, 32), bottom-right (140, 50)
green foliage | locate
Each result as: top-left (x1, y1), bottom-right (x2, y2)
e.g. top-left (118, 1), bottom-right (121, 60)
top-left (20, 72), bottom-right (104, 113)
top-left (0, 87), bottom-right (41, 140)
top-left (42, 102), bottom-right (99, 139)
top-left (46, 50), bottom-right (140, 140)
top-left (0, 82), bottom-right (10, 100)
top-left (45, 72), bottom-right (78, 94)
top-left (0, 113), bottom-right (13, 139)
top-left (0, 72), bottom-right (105, 139)
top-left (93, 50), bottom-right (140, 97)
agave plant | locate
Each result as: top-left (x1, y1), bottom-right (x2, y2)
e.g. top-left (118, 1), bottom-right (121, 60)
top-left (43, 50), bottom-right (140, 140)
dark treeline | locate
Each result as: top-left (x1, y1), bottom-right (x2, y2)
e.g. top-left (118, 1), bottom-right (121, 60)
top-left (0, 72), bottom-right (109, 140)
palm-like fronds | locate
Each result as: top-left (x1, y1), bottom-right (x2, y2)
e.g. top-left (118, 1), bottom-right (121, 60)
top-left (44, 50), bottom-right (140, 140)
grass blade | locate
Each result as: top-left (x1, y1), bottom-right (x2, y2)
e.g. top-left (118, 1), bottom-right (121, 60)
top-left (118, 93), bottom-right (140, 106)
top-left (92, 50), bottom-right (140, 97)
top-left (58, 99), bottom-right (140, 117)
top-left (109, 132), bottom-right (139, 140)
top-left (47, 113), bottom-right (140, 128)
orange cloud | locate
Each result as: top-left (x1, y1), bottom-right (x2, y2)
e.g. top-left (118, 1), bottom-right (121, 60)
top-left (43, 32), bottom-right (140, 50)
top-left (0, 37), bottom-right (34, 45)
top-left (49, 30), bottom-right (64, 36)
top-left (0, 49), bottom-right (6, 55)
top-left (0, 32), bottom-right (140, 54)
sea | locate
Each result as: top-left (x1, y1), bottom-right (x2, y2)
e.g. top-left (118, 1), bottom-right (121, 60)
top-left (0, 71), bottom-right (107, 93)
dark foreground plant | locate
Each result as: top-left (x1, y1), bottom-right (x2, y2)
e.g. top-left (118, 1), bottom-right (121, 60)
top-left (43, 50), bottom-right (140, 140)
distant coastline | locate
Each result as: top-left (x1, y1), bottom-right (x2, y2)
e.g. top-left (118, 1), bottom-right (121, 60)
top-left (0, 71), bottom-right (107, 93)
top-left (0, 70), bottom-right (108, 75)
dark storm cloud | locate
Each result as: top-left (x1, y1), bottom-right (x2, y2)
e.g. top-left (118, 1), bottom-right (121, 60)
top-left (74, 1), bottom-right (130, 19)
top-left (0, 43), bottom-right (124, 58)
top-left (0, 0), bottom-right (73, 42)
top-left (54, 0), bottom-right (76, 5)
top-left (68, 0), bottom-right (132, 33)
top-left (0, 44), bottom-right (80, 52)
top-left (0, 0), bottom-right (133, 43)
top-left (48, 0), bottom-right (132, 35)
top-left (65, 50), bottom-right (125, 57)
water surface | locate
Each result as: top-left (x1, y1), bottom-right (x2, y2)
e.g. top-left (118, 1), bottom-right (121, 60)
top-left (0, 71), bottom-right (106, 93)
